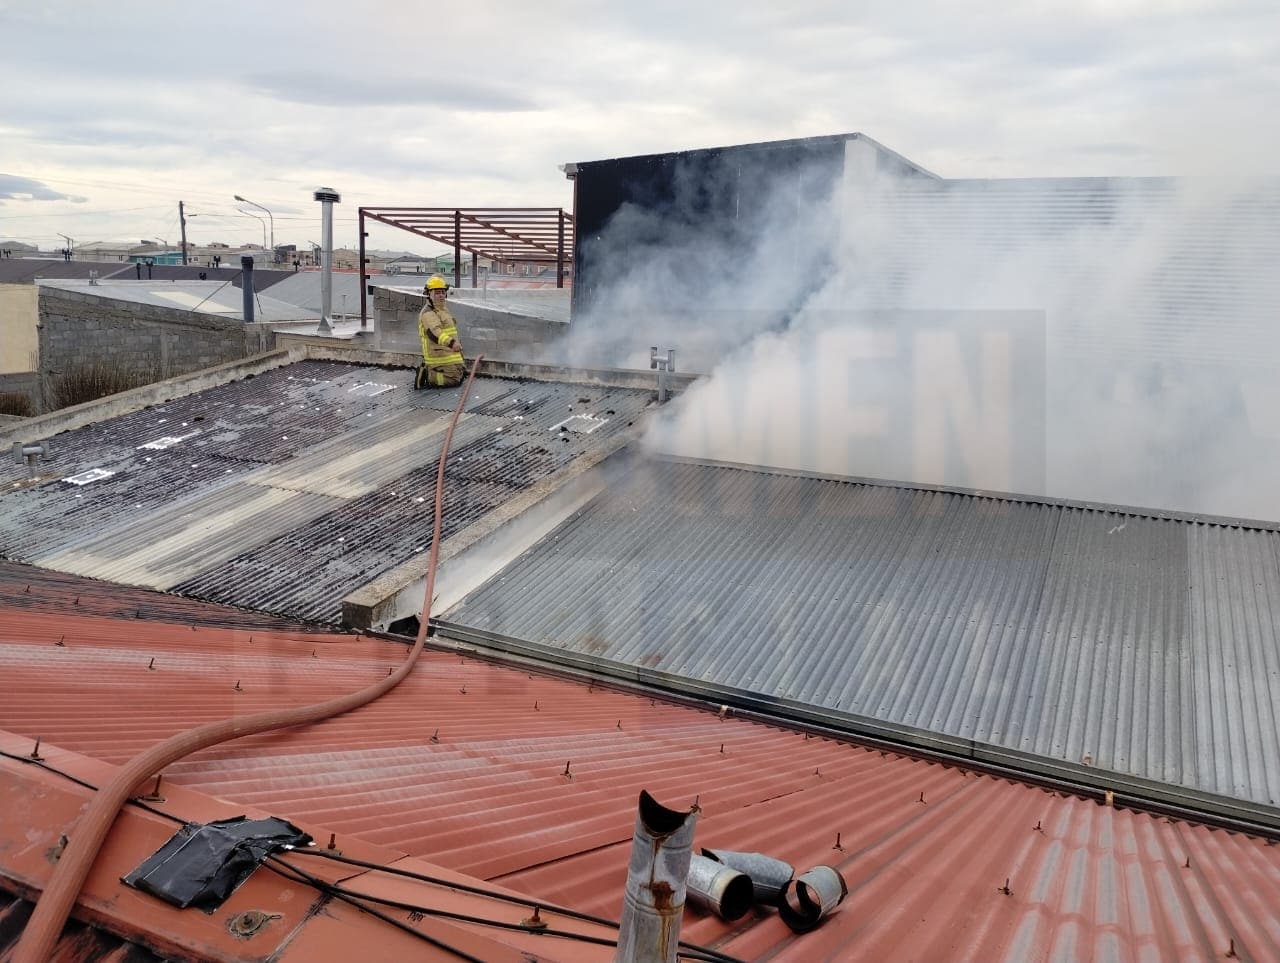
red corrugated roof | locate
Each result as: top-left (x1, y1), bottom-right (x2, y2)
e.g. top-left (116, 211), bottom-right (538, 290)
top-left (2, 598), bottom-right (1279, 960)
top-left (0, 737), bottom-right (618, 961)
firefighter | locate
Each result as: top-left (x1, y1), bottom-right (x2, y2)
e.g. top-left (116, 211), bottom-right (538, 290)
top-left (415, 275), bottom-right (465, 389)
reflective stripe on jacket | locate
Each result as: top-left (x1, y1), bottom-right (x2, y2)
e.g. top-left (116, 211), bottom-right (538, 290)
top-left (418, 304), bottom-right (464, 367)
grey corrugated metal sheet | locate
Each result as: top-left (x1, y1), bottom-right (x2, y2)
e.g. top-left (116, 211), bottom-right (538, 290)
top-left (258, 270), bottom-right (363, 314)
top-left (446, 457), bottom-right (1280, 810)
top-left (1, 359), bottom-right (653, 624)
top-left (36, 278), bottom-right (318, 321)
top-left (861, 176), bottom-right (1280, 369)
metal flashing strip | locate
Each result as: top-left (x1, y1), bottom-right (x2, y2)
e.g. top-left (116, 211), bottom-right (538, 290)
top-left (433, 619), bottom-right (1280, 839)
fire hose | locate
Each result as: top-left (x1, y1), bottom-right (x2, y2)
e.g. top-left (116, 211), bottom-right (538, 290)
top-left (15, 357), bottom-right (483, 962)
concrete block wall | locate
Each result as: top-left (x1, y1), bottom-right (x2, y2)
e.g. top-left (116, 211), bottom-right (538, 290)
top-left (371, 288), bottom-right (566, 361)
top-left (38, 288), bottom-right (277, 402)
top-left (0, 371), bottom-right (43, 414)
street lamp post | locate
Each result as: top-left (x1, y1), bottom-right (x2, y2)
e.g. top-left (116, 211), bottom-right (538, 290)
top-left (233, 195), bottom-right (274, 259)
top-left (236, 210), bottom-right (268, 252)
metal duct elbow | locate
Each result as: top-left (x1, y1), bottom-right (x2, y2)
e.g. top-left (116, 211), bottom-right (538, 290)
top-left (686, 853), bottom-right (753, 921)
top-left (615, 790), bottom-right (697, 963)
top-left (778, 865), bottom-right (848, 934)
top-left (701, 848), bottom-right (794, 906)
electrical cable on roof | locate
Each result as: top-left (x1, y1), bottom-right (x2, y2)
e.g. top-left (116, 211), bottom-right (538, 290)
top-left (264, 858), bottom-right (742, 963)
top-left (12, 359), bottom-right (484, 963)
top-left (0, 747), bottom-right (736, 961)
top-left (291, 847), bottom-right (745, 962)
top-left (0, 747), bottom-right (741, 962)
top-left (264, 857), bottom-right (487, 962)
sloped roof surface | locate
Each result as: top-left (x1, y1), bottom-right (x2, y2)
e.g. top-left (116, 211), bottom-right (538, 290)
top-left (1, 580), bottom-right (1279, 961)
top-left (0, 360), bottom-right (652, 622)
top-left (37, 279), bottom-right (317, 321)
top-left (445, 457), bottom-right (1280, 814)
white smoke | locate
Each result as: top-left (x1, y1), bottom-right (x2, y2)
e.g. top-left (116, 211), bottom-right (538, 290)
top-left (574, 138), bottom-right (1280, 521)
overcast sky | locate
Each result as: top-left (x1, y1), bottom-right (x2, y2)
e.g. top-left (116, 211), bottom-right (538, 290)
top-left (1, 0), bottom-right (1276, 254)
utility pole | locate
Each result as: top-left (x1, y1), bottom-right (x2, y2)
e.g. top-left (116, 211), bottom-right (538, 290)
top-left (179, 200), bottom-right (189, 265)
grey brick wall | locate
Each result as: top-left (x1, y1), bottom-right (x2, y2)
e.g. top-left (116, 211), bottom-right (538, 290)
top-left (38, 288), bottom-right (277, 395)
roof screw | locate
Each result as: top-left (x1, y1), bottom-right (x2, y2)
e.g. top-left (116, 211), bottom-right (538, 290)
top-left (24, 584), bottom-right (30, 593)
top-left (311, 649), bottom-right (317, 658)
top-left (562, 760), bottom-right (573, 780)
top-left (520, 905), bottom-right (548, 931)
top-left (814, 767), bottom-right (821, 777)
top-left (388, 667), bottom-right (393, 677)
top-left (692, 794), bottom-right (701, 812)
top-left (719, 743), bottom-right (725, 754)
top-left (1034, 820), bottom-right (1043, 833)
top-left (73, 596), bottom-right (79, 605)
top-left (430, 729), bottom-right (440, 744)
top-left (55, 636), bottom-right (65, 647)
top-left (833, 832), bottom-right (845, 852)
top-left (804, 733), bottom-right (811, 740)
top-left (533, 700), bottom-right (539, 711)
top-left (1185, 856), bottom-right (1191, 869)
top-left (919, 791), bottom-right (926, 804)
top-left (327, 833), bottom-right (338, 850)
top-left (459, 685), bottom-right (467, 694)
top-left (29, 737), bottom-right (43, 761)
top-left (136, 608), bottom-right (143, 618)
top-left (148, 657), bottom-right (156, 671)
top-left (1227, 937), bottom-right (1237, 958)
top-left (233, 680), bottom-right (242, 691)
top-left (50, 833), bottom-right (68, 862)
top-left (248, 635), bottom-right (254, 644)
top-left (140, 774), bottom-right (165, 802)
top-left (998, 878), bottom-right (1013, 896)
top-left (616, 720), bottom-right (622, 729)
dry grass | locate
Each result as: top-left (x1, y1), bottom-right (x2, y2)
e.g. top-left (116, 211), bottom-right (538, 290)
top-left (48, 362), bottom-right (159, 410)
top-left (0, 392), bottom-right (34, 417)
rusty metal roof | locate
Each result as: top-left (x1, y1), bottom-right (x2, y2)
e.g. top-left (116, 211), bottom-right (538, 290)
top-left (2, 572), bottom-right (1279, 960)
top-left (0, 736), bottom-right (620, 961)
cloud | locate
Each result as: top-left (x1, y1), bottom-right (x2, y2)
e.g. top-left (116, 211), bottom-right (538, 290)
top-left (247, 71), bottom-right (539, 112)
top-left (0, 173), bottom-right (86, 203)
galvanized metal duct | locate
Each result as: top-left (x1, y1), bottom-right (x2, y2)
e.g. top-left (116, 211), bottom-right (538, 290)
top-left (615, 790), bottom-right (697, 963)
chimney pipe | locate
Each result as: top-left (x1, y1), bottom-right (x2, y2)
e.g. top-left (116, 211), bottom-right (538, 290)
top-left (314, 187), bottom-right (341, 334)
top-left (700, 848), bottom-right (794, 906)
top-left (685, 854), bottom-right (753, 921)
top-left (240, 255), bottom-right (254, 323)
top-left (615, 791), bottom-right (697, 963)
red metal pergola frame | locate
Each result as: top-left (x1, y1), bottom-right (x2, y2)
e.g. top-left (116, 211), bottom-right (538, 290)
top-left (358, 207), bottom-right (573, 328)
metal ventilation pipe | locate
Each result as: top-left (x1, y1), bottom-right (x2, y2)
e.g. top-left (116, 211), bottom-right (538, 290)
top-left (701, 848), bottom-right (794, 906)
top-left (685, 853), bottom-right (753, 921)
top-left (615, 791), bottom-right (697, 963)
top-left (12, 441), bottom-right (52, 478)
top-left (314, 187), bottom-right (341, 335)
top-left (649, 346), bottom-right (676, 402)
top-left (240, 256), bottom-right (254, 323)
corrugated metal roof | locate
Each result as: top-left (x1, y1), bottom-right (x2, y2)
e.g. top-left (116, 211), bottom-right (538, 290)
top-left (0, 559), bottom-right (339, 633)
top-left (38, 278), bottom-right (318, 322)
top-left (445, 457), bottom-right (1280, 812)
top-left (0, 360), bottom-right (653, 622)
top-left (860, 176), bottom-right (1280, 369)
top-left (2, 581), bottom-right (1278, 961)
top-left (0, 737), bottom-right (619, 961)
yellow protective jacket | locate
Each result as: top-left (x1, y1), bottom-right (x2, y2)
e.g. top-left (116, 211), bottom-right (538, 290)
top-left (417, 302), bottom-right (465, 387)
